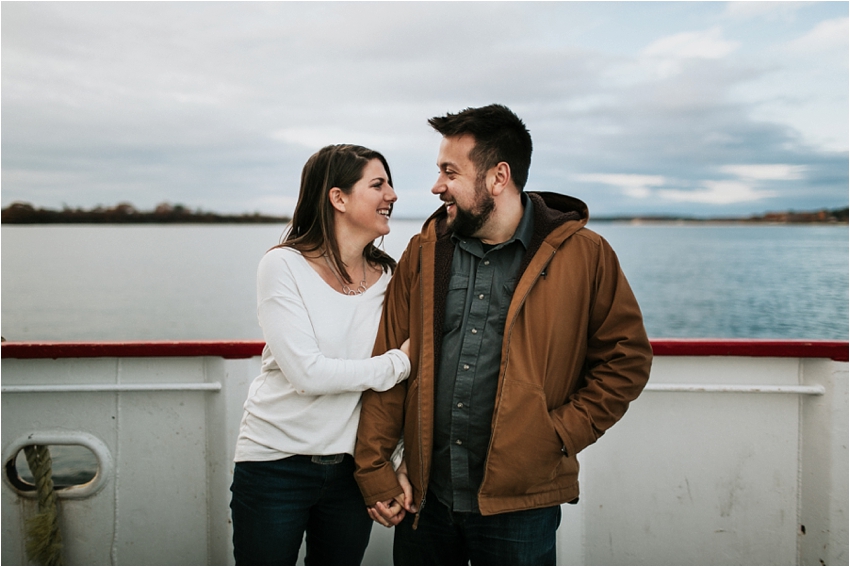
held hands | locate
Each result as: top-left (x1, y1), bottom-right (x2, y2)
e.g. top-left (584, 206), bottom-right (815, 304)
top-left (367, 460), bottom-right (417, 528)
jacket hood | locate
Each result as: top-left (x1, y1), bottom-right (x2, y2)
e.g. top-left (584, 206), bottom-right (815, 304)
top-left (534, 191), bottom-right (589, 222)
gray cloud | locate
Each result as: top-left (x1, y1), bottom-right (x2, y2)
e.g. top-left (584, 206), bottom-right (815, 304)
top-left (2, 2), bottom-right (847, 218)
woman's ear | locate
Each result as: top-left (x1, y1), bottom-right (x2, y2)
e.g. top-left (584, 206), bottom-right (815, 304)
top-left (329, 187), bottom-right (346, 213)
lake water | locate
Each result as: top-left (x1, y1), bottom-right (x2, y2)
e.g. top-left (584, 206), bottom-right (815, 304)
top-left (2, 221), bottom-right (848, 341)
top-left (3, 221), bottom-right (847, 484)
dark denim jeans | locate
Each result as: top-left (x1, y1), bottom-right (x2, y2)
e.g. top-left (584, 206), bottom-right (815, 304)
top-left (230, 455), bottom-right (372, 566)
top-left (393, 491), bottom-right (561, 566)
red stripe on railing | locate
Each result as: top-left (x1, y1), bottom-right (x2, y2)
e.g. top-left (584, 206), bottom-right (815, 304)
top-left (1, 339), bottom-right (847, 361)
top-left (650, 339), bottom-right (848, 362)
top-left (0, 340), bottom-right (265, 360)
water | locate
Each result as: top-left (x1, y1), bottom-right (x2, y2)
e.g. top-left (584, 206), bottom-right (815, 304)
top-left (1, 221), bottom-right (847, 341)
top-left (2, 221), bottom-right (847, 484)
top-left (586, 223), bottom-right (849, 340)
top-left (14, 445), bottom-right (98, 487)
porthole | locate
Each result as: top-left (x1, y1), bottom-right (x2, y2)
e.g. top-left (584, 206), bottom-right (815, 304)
top-left (7, 444), bottom-right (98, 491)
top-left (2, 432), bottom-right (112, 499)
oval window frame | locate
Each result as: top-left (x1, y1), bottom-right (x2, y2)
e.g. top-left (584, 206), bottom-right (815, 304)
top-left (2, 431), bottom-right (112, 499)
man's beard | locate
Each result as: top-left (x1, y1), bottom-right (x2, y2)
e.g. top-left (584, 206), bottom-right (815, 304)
top-left (448, 175), bottom-right (495, 238)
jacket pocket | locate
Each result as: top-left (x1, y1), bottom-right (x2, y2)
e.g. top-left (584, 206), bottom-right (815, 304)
top-left (485, 380), bottom-right (569, 496)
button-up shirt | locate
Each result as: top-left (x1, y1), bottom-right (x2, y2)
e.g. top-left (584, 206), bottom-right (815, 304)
top-left (430, 194), bottom-right (535, 512)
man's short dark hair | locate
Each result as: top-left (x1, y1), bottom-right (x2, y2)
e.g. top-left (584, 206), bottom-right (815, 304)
top-left (428, 104), bottom-right (533, 190)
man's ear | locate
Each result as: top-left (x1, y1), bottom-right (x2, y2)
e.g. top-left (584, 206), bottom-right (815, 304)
top-left (329, 187), bottom-right (346, 213)
top-left (489, 162), bottom-right (512, 197)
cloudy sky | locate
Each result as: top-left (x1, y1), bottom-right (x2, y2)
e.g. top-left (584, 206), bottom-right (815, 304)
top-left (2, 1), bottom-right (847, 218)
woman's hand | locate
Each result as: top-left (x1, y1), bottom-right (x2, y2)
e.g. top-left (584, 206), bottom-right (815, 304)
top-left (399, 338), bottom-right (411, 358)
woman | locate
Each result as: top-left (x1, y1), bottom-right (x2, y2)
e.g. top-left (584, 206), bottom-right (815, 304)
top-left (230, 144), bottom-right (410, 566)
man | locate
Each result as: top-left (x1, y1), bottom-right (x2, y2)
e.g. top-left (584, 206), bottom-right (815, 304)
top-left (354, 104), bottom-right (652, 565)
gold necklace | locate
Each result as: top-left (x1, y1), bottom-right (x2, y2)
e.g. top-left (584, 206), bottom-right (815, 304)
top-left (323, 254), bottom-right (368, 295)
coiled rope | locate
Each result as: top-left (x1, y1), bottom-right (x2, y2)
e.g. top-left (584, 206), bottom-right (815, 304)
top-left (23, 445), bottom-right (64, 565)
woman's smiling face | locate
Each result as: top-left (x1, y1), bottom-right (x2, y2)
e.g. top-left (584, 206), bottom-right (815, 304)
top-left (341, 158), bottom-right (397, 239)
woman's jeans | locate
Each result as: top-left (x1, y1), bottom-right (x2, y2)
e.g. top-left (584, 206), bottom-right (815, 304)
top-left (230, 454), bottom-right (372, 566)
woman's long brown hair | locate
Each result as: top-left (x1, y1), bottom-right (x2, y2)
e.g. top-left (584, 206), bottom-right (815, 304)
top-left (274, 144), bottom-right (396, 283)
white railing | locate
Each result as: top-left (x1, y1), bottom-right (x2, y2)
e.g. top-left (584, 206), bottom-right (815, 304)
top-left (1, 340), bottom-right (847, 566)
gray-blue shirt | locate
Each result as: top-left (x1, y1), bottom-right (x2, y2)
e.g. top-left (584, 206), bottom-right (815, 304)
top-left (430, 194), bottom-right (535, 512)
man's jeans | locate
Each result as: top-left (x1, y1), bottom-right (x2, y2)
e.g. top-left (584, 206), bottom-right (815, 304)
top-left (229, 454), bottom-right (372, 566)
top-left (393, 491), bottom-right (561, 565)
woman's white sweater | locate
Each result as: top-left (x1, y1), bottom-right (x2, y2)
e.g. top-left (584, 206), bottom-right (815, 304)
top-left (234, 246), bottom-right (409, 462)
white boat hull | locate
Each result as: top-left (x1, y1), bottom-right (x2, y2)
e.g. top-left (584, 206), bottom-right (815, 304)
top-left (2, 341), bottom-right (847, 565)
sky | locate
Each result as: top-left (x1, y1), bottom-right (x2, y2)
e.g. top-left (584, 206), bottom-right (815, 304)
top-left (2, 1), bottom-right (848, 218)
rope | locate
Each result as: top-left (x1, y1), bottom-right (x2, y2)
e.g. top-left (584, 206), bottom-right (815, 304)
top-left (23, 445), bottom-right (64, 566)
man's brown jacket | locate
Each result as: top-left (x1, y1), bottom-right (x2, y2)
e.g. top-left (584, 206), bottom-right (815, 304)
top-left (354, 192), bottom-right (652, 516)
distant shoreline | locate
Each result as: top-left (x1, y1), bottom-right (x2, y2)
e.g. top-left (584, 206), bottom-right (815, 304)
top-left (1, 201), bottom-right (847, 225)
top-left (1, 202), bottom-right (291, 225)
top-left (589, 212), bottom-right (849, 225)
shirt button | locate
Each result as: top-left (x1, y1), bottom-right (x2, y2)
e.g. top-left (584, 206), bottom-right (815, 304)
top-left (463, 364), bottom-right (470, 370)
top-left (484, 260), bottom-right (490, 265)
top-left (455, 439), bottom-right (463, 445)
top-left (457, 402), bottom-right (464, 408)
top-left (471, 329), bottom-right (478, 334)
top-left (478, 294), bottom-right (485, 299)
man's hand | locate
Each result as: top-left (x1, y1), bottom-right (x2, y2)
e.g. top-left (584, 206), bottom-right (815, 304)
top-left (367, 460), bottom-right (417, 528)
top-left (399, 338), bottom-right (411, 358)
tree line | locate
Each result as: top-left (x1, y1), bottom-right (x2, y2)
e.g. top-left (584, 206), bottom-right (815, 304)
top-left (2, 201), bottom-right (847, 225)
top-left (2, 202), bottom-right (291, 224)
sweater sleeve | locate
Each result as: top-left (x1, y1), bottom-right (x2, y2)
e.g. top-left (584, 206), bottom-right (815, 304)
top-left (257, 250), bottom-right (410, 396)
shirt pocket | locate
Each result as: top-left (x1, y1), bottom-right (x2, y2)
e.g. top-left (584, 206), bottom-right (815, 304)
top-left (443, 273), bottom-right (469, 333)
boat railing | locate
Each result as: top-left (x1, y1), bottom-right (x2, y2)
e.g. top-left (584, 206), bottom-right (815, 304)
top-left (2, 339), bottom-right (847, 566)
